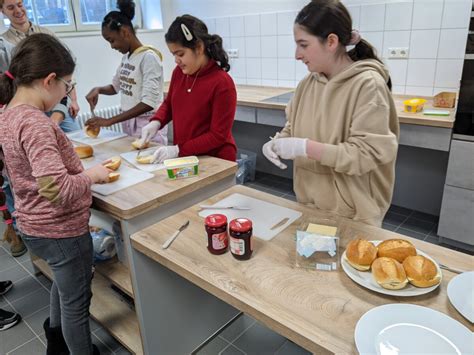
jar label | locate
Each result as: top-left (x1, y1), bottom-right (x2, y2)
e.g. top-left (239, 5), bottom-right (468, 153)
top-left (212, 232), bottom-right (228, 250)
top-left (230, 236), bottom-right (245, 255)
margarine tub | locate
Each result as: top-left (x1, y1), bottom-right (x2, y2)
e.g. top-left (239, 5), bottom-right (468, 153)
top-left (163, 156), bottom-right (199, 179)
top-left (403, 98), bottom-right (426, 113)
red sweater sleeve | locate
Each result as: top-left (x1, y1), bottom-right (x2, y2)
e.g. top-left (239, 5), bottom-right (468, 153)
top-left (178, 86), bottom-right (237, 156)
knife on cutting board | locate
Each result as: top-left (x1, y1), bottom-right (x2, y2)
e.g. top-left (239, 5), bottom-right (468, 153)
top-left (270, 217), bottom-right (290, 230)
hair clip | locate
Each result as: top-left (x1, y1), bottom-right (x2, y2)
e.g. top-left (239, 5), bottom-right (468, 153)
top-left (181, 24), bottom-right (193, 41)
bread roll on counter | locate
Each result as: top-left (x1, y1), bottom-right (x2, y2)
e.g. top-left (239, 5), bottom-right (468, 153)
top-left (372, 257), bottom-right (408, 290)
top-left (377, 239), bottom-right (417, 263)
top-left (74, 145), bottom-right (93, 159)
top-left (403, 255), bottom-right (441, 288)
top-left (345, 239), bottom-right (378, 271)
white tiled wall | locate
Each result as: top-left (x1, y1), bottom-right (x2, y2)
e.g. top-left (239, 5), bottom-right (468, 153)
top-left (204, 0), bottom-right (470, 94)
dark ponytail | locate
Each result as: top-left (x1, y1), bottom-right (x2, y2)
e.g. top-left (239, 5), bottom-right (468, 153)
top-left (102, 0), bottom-right (135, 33)
top-left (165, 15), bottom-right (230, 72)
top-left (0, 33), bottom-right (75, 104)
top-left (295, 0), bottom-right (391, 90)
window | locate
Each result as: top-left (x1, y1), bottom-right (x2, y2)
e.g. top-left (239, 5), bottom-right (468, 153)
top-left (1, 0), bottom-right (162, 32)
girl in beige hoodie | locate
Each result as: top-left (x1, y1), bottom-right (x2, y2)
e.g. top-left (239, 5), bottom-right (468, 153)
top-left (263, 0), bottom-right (399, 227)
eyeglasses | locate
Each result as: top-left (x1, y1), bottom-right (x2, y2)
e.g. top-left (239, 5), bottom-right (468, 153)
top-left (57, 77), bottom-right (76, 96)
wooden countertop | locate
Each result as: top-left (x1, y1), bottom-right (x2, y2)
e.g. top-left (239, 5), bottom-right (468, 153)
top-left (86, 136), bottom-right (237, 220)
top-left (131, 185), bottom-right (473, 354)
top-left (164, 83), bottom-right (456, 128)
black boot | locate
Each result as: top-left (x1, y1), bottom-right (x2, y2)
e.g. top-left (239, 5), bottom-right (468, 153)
top-left (93, 344), bottom-right (100, 354)
top-left (43, 318), bottom-right (70, 355)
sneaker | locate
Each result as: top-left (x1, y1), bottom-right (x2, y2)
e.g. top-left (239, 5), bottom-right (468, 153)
top-left (0, 281), bottom-right (13, 295)
top-left (0, 309), bottom-right (21, 331)
top-left (10, 239), bottom-right (27, 257)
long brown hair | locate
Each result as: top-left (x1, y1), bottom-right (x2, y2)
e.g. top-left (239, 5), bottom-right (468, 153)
top-left (295, 0), bottom-right (392, 89)
top-left (0, 33), bottom-right (75, 104)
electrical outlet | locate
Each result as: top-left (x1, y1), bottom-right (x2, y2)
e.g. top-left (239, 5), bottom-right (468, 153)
top-left (228, 48), bottom-right (239, 58)
top-left (388, 47), bottom-right (409, 59)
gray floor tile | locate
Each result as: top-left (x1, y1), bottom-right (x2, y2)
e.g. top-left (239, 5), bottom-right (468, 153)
top-left (220, 344), bottom-right (246, 355)
top-left (24, 306), bottom-right (50, 335)
top-left (20, 260), bottom-right (35, 274)
top-left (114, 347), bottom-right (133, 355)
top-left (0, 264), bottom-right (30, 283)
top-left (400, 217), bottom-right (435, 234)
top-left (0, 306), bottom-right (36, 354)
top-left (4, 275), bottom-right (43, 303)
top-left (232, 322), bottom-right (287, 355)
top-left (92, 333), bottom-right (114, 354)
top-left (196, 336), bottom-right (230, 355)
top-left (381, 223), bottom-right (397, 232)
top-left (0, 245), bottom-right (6, 256)
top-left (382, 212), bottom-right (408, 227)
top-left (8, 337), bottom-right (46, 355)
top-left (36, 274), bottom-right (52, 290)
top-left (410, 211), bottom-right (439, 223)
top-left (424, 235), bottom-right (440, 245)
top-left (0, 253), bottom-right (18, 273)
top-left (90, 317), bottom-right (102, 332)
top-left (14, 251), bottom-right (31, 264)
top-left (94, 327), bottom-right (123, 352)
top-left (275, 340), bottom-right (311, 355)
top-left (282, 194), bottom-right (297, 202)
top-left (395, 227), bottom-right (427, 241)
top-left (0, 295), bottom-right (6, 307)
top-left (219, 314), bottom-right (256, 342)
top-left (11, 288), bottom-right (50, 318)
top-left (388, 205), bottom-right (412, 216)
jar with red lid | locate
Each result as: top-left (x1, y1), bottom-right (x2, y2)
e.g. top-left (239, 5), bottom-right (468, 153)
top-left (229, 218), bottom-right (253, 260)
top-left (204, 214), bottom-right (228, 255)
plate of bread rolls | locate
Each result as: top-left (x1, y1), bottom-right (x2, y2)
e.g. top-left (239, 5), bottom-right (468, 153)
top-left (341, 238), bottom-right (442, 296)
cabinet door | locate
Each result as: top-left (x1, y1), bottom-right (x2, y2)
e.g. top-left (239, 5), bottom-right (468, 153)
top-left (235, 106), bottom-right (256, 123)
top-left (445, 139), bottom-right (474, 190)
top-left (438, 185), bottom-right (474, 245)
top-left (399, 124), bottom-right (451, 151)
top-left (256, 108), bottom-right (286, 127)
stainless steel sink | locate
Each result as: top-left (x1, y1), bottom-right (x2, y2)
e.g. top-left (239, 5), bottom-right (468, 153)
top-left (261, 92), bottom-right (294, 104)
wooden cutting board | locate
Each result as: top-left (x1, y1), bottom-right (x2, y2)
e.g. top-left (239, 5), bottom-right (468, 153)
top-left (198, 193), bottom-right (302, 241)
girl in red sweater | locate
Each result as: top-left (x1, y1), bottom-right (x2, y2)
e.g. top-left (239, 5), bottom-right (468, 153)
top-left (136, 14), bottom-right (237, 162)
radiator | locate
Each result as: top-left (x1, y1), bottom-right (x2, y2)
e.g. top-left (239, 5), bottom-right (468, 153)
top-left (76, 105), bottom-right (123, 133)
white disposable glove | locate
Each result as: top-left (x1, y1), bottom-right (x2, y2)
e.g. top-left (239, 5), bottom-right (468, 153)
top-left (136, 120), bottom-right (161, 147)
top-left (152, 145), bottom-right (179, 163)
top-left (262, 139), bottom-right (287, 169)
top-left (273, 137), bottom-right (307, 160)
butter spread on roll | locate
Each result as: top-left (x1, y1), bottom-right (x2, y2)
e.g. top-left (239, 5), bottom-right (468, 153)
top-left (403, 255), bottom-right (441, 288)
top-left (74, 145), bottom-right (93, 159)
top-left (345, 239), bottom-right (378, 271)
top-left (377, 239), bottom-right (417, 263)
top-left (372, 257), bottom-right (408, 290)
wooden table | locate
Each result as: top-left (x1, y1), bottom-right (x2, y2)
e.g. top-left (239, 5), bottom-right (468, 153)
top-left (32, 135), bottom-right (237, 354)
top-left (130, 185), bottom-right (473, 354)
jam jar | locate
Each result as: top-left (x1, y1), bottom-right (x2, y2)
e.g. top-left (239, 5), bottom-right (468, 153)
top-left (229, 218), bottom-right (253, 260)
top-left (205, 214), bottom-right (228, 255)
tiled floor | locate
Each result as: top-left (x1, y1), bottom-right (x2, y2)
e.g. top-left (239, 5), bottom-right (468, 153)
top-left (0, 171), bottom-right (471, 355)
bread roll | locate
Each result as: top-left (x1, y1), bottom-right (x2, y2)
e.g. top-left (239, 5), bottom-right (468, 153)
top-left (104, 156), bottom-right (121, 171)
top-left (85, 125), bottom-right (100, 138)
top-left (74, 145), bottom-right (93, 159)
top-left (108, 172), bottom-right (120, 183)
top-left (403, 255), bottom-right (441, 288)
top-left (372, 257), bottom-right (408, 290)
top-left (132, 139), bottom-right (149, 150)
top-left (345, 239), bottom-right (378, 271)
top-left (377, 239), bottom-right (417, 263)
top-left (136, 155), bottom-right (154, 164)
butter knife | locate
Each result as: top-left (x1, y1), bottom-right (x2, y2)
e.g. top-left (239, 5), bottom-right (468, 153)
top-left (162, 220), bottom-right (190, 249)
top-left (199, 205), bottom-right (251, 210)
top-left (438, 263), bottom-right (466, 274)
top-left (270, 217), bottom-right (290, 230)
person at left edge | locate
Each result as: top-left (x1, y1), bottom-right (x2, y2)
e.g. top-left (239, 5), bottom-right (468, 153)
top-left (136, 14), bottom-right (237, 163)
top-left (85, 0), bottom-right (168, 145)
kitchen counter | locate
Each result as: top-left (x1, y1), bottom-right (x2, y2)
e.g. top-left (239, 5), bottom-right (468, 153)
top-left (164, 82), bottom-right (456, 128)
top-left (130, 185), bottom-right (473, 354)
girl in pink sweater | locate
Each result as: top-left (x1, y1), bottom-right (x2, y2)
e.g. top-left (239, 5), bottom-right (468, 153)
top-left (0, 34), bottom-right (109, 354)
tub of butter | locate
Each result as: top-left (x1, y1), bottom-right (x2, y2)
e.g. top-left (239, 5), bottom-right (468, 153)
top-left (164, 156), bottom-right (199, 180)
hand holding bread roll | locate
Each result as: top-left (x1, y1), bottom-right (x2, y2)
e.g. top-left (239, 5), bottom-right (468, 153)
top-left (377, 239), bottom-right (417, 263)
top-left (345, 239), bottom-right (378, 271)
top-left (85, 125), bottom-right (100, 138)
top-left (85, 164), bottom-right (111, 184)
top-left (372, 257), bottom-right (408, 290)
top-left (103, 156), bottom-right (121, 171)
top-left (403, 255), bottom-right (441, 288)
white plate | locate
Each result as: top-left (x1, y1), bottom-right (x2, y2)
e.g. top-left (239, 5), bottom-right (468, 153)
top-left (355, 304), bottom-right (473, 355)
top-left (341, 241), bottom-right (442, 296)
top-left (448, 271), bottom-right (474, 323)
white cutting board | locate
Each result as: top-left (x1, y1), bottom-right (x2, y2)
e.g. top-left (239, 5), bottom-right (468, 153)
top-left (198, 193), bottom-right (302, 241)
top-left (67, 129), bottom-right (127, 146)
top-left (90, 165), bottom-right (154, 196)
top-left (120, 147), bottom-right (166, 172)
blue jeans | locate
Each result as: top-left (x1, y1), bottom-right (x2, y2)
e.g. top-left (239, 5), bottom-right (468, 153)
top-left (1, 175), bottom-right (17, 231)
top-left (21, 232), bottom-right (94, 355)
top-left (46, 111), bottom-right (80, 133)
